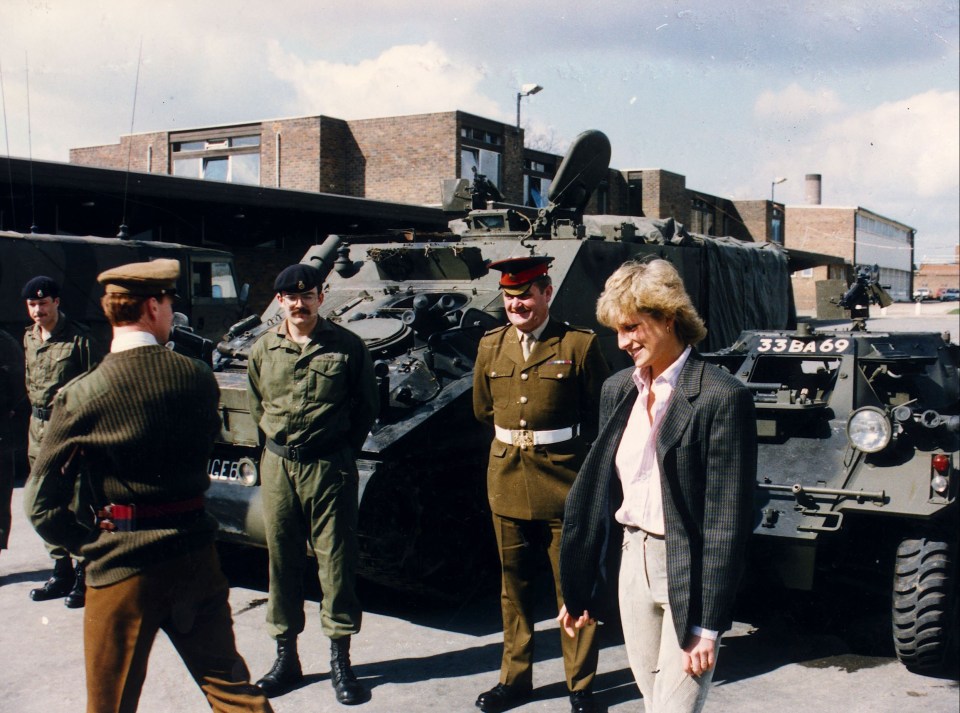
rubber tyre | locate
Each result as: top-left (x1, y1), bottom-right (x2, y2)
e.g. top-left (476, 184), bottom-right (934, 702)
top-left (892, 535), bottom-right (956, 672)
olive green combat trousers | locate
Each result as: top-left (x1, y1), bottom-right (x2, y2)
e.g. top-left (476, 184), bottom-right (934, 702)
top-left (260, 447), bottom-right (362, 641)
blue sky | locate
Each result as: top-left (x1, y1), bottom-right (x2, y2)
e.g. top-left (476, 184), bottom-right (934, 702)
top-left (2, 0), bottom-right (957, 261)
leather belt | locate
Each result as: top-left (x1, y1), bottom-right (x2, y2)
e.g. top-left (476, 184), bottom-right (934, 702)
top-left (266, 437), bottom-right (330, 462)
top-left (96, 495), bottom-right (205, 532)
top-left (494, 424), bottom-right (579, 448)
top-left (32, 405), bottom-right (53, 421)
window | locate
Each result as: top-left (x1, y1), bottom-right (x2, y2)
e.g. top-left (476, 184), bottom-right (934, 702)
top-left (170, 133), bottom-right (261, 185)
top-left (523, 176), bottom-right (552, 207)
top-left (191, 260), bottom-right (238, 300)
top-left (690, 198), bottom-right (714, 235)
top-left (461, 147), bottom-right (501, 188)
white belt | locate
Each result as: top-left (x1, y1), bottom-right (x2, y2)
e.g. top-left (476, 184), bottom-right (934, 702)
top-left (494, 424), bottom-right (579, 448)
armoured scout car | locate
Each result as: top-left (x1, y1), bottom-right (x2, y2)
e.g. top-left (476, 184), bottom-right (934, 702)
top-left (203, 130), bottom-right (798, 597)
top-left (703, 320), bottom-right (958, 672)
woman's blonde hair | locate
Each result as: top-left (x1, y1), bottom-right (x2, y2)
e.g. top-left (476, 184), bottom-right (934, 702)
top-left (596, 258), bottom-right (707, 346)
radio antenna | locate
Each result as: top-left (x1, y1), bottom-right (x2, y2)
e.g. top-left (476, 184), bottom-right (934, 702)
top-left (25, 52), bottom-right (37, 233)
top-left (0, 56), bottom-right (17, 231)
top-left (118, 37), bottom-right (143, 240)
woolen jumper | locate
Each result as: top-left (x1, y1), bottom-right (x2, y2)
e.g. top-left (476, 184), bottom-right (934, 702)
top-left (24, 344), bottom-right (221, 588)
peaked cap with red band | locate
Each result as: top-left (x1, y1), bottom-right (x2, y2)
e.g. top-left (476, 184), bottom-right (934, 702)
top-left (487, 255), bottom-right (553, 296)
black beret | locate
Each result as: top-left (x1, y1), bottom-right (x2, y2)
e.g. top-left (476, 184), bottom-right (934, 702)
top-left (21, 276), bottom-right (60, 300)
top-left (274, 264), bottom-right (322, 294)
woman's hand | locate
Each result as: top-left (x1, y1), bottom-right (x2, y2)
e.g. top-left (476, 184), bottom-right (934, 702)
top-left (681, 635), bottom-right (717, 677)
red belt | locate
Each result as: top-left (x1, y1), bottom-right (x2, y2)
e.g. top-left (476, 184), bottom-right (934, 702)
top-left (97, 495), bottom-right (206, 532)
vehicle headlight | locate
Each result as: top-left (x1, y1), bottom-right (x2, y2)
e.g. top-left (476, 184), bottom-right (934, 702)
top-left (846, 407), bottom-right (892, 453)
top-left (237, 457), bottom-right (259, 486)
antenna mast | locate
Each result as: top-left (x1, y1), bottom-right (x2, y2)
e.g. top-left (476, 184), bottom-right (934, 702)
top-left (118, 38), bottom-right (143, 240)
top-left (0, 56), bottom-right (17, 231)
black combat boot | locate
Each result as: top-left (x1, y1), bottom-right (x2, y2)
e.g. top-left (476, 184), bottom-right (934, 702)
top-left (29, 557), bottom-right (75, 601)
top-left (330, 636), bottom-right (367, 705)
top-left (64, 561), bottom-right (87, 609)
top-left (256, 638), bottom-right (303, 697)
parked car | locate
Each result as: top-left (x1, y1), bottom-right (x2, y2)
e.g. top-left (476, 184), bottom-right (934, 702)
top-left (913, 287), bottom-right (931, 301)
top-left (938, 287), bottom-right (960, 301)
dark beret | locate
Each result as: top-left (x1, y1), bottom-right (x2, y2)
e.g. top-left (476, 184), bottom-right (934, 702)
top-left (97, 259), bottom-right (180, 296)
top-left (274, 264), bottom-right (322, 294)
top-left (21, 276), bottom-right (60, 300)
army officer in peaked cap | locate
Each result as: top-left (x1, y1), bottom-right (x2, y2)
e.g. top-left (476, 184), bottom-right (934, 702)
top-left (25, 258), bottom-right (272, 712)
top-left (473, 255), bottom-right (610, 713)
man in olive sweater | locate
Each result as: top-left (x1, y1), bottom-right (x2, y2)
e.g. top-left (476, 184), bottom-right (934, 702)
top-left (24, 259), bottom-right (271, 713)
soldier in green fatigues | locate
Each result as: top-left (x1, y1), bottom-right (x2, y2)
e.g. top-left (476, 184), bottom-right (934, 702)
top-left (473, 256), bottom-right (610, 713)
top-left (22, 276), bottom-right (104, 607)
top-left (248, 263), bottom-right (378, 705)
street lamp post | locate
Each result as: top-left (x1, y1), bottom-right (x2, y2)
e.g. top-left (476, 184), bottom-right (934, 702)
top-left (516, 83), bottom-right (543, 131)
top-left (771, 176), bottom-right (787, 202)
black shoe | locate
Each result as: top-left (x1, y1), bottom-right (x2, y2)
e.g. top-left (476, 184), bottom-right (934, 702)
top-left (475, 682), bottom-right (532, 712)
top-left (64, 562), bottom-right (87, 608)
top-left (569, 689), bottom-right (596, 713)
top-left (29, 558), bottom-right (75, 601)
top-left (330, 636), bottom-right (368, 705)
top-left (256, 638), bottom-right (303, 697)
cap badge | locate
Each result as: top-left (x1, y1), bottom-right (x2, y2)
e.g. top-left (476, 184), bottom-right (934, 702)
top-left (297, 279), bottom-right (306, 290)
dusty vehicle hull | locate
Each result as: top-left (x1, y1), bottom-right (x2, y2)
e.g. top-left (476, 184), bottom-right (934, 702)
top-left (704, 327), bottom-right (959, 671)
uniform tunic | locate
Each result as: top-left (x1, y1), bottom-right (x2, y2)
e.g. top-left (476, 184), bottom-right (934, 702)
top-left (248, 318), bottom-right (378, 640)
top-left (23, 311), bottom-right (103, 462)
top-left (473, 317), bottom-right (609, 691)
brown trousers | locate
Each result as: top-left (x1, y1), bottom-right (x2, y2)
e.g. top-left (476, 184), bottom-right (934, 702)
top-left (493, 513), bottom-right (599, 691)
top-left (83, 543), bottom-right (272, 713)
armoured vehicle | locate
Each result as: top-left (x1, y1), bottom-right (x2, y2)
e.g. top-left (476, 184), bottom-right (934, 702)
top-left (0, 229), bottom-right (249, 474)
top-left (0, 230), bottom-right (249, 344)
top-left (703, 321), bottom-right (958, 672)
top-left (204, 130), bottom-right (798, 597)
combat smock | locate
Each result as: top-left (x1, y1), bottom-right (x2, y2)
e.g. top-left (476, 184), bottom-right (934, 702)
top-left (248, 318), bottom-right (378, 455)
top-left (24, 345), bottom-right (222, 587)
top-left (23, 311), bottom-right (102, 411)
top-left (473, 318), bottom-right (609, 520)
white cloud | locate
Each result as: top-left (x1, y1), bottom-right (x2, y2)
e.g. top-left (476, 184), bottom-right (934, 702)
top-left (754, 83), bottom-right (845, 120)
top-left (266, 41), bottom-right (504, 122)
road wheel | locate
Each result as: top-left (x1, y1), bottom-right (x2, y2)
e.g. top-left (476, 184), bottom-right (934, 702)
top-left (892, 534), bottom-right (957, 672)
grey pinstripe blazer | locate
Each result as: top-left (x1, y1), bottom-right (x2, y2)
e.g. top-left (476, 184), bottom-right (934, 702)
top-left (559, 352), bottom-right (757, 647)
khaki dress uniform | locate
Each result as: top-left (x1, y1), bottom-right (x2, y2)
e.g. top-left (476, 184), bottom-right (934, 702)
top-left (248, 318), bottom-right (378, 642)
top-left (473, 317), bottom-right (609, 693)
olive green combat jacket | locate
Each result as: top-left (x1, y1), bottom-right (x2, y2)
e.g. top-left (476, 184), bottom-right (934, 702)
top-left (473, 318), bottom-right (609, 520)
top-left (248, 318), bottom-right (378, 455)
top-left (24, 311), bottom-right (103, 411)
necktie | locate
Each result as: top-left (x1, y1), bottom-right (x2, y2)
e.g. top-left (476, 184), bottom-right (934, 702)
top-left (521, 332), bottom-right (536, 360)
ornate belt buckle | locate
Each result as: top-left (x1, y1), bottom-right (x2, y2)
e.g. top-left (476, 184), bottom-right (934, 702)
top-left (512, 429), bottom-right (534, 449)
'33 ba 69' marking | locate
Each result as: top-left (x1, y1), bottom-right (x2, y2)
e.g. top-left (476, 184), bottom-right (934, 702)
top-left (756, 338), bottom-right (851, 354)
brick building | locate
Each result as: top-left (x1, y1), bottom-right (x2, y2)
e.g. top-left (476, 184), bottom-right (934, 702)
top-left (69, 110), bottom-right (785, 242)
top-left (783, 175), bottom-right (916, 305)
top-left (71, 110), bottom-right (924, 310)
